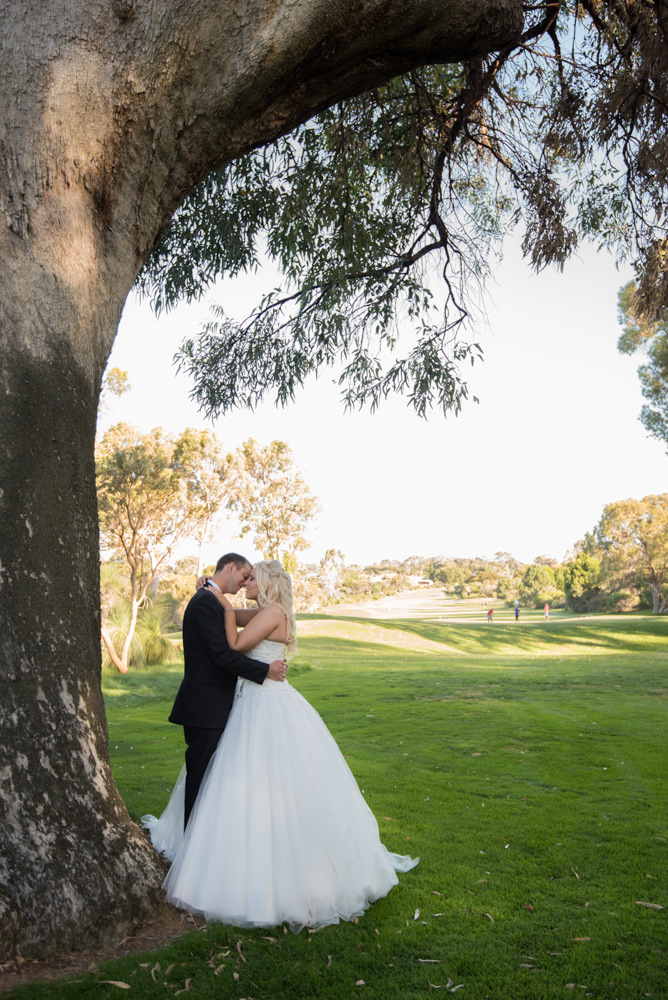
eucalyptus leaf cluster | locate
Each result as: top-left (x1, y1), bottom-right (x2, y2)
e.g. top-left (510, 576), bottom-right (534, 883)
top-left (137, 2), bottom-right (668, 418)
top-left (138, 66), bottom-right (501, 417)
top-left (617, 279), bottom-right (668, 449)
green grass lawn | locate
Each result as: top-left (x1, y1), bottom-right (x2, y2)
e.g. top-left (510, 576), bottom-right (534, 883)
top-left (9, 615), bottom-right (668, 999)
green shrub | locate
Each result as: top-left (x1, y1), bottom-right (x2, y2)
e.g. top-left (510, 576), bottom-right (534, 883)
top-left (605, 590), bottom-right (641, 612)
top-left (102, 597), bottom-right (180, 670)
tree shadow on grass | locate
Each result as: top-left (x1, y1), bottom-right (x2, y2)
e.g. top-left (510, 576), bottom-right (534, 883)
top-left (304, 614), bottom-right (668, 657)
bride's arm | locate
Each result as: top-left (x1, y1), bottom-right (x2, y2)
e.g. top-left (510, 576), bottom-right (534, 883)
top-left (234, 608), bottom-right (260, 626)
top-left (202, 583), bottom-right (284, 653)
top-left (225, 605), bottom-right (285, 653)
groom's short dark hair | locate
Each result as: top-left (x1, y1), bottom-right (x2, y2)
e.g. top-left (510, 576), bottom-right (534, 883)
top-left (215, 552), bottom-right (251, 573)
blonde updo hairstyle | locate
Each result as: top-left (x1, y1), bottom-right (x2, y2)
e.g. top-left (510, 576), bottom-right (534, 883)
top-left (253, 560), bottom-right (298, 655)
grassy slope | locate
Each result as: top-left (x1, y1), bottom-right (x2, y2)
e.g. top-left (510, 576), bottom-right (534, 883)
top-left (10, 615), bottom-right (667, 999)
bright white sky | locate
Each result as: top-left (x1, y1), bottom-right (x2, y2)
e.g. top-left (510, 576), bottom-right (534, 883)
top-left (99, 235), bottom-right (665, 569)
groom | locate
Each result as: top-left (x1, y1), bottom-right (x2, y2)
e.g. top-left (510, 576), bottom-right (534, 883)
top-left (170, 551), bottom-right (287, 827)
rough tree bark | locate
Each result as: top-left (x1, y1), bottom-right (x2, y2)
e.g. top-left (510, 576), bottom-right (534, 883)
top-left (0, 0), bottom-right (522, 960)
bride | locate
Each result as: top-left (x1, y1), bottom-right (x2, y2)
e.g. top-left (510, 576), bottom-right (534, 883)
top-left (143, 560), bottom-right (418, 930)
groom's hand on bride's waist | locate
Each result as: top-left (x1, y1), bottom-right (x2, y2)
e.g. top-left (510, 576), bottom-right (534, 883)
top-left (267, 659), bottom-right (288, 682)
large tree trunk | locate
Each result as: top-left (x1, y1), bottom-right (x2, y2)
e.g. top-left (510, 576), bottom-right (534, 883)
top-left (0, 0), bottom-right (522, 960)
top-left (648, 578), bottom-right (667, 613)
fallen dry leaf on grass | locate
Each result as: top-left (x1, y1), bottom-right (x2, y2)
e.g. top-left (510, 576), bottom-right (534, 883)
top-left (635, 900), bottom-right (664, 909)
top-left (97, 982), bottom-right (130, 990)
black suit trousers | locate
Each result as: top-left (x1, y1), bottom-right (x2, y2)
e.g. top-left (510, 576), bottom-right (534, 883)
top-left (183, 725), bottom-right (223, 829)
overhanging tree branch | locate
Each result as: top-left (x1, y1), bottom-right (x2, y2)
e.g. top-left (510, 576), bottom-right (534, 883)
top-left (146, 3), bottom-right (668, 421)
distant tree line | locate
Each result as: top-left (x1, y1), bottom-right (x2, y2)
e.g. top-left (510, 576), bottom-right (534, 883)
top-left (97, 418), bottom-right (668, 671)
top-left (422, 494), bottom-right (668, 615)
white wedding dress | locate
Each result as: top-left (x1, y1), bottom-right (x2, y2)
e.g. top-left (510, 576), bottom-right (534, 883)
top-left (142, 639), bottom-right (418, 930)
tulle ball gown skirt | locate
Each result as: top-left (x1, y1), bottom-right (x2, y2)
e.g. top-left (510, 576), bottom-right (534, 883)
top-left (145, 654), bottom-right (417, 931)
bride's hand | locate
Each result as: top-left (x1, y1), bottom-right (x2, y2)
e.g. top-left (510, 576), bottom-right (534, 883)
top-left (205, 586), bottom-right (233, 612)
top-left (197, 577), bottom-right (232, 611)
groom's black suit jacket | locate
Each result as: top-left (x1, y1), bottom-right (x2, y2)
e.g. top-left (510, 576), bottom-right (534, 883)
top-left (169, 587), bottom-right (270, 730)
